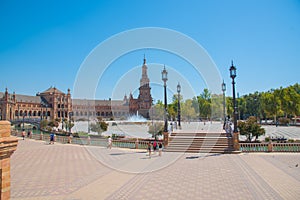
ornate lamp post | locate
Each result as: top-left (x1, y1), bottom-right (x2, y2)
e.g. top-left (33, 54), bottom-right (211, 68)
top-left (87, 101), bottom-right (90, 133)
top-left (69, 112), bottom-right (73, 133)
top-left (162, 65), bottom-right (168, 133)
top-left (17, 104), bottom-right (20, 120)
top-left (221, 80), bottom-right (226, 126)
top-left (22, 112), bottom-right (25, 130)
top-left (177, 82), bottom-right (181, 129)
top-left (62, 104), bottom-right (64, 131)
top-left (229, 61), bottom-right (238, 133)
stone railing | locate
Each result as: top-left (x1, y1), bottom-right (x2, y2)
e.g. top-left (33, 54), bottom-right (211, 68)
top-left (240, 142), bottom-right (300, 152)
top-left (11, 131), bottom-right (154, 149)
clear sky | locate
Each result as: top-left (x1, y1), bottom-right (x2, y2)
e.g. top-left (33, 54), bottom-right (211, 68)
top-left (0, 0), bottom-right (299, 102)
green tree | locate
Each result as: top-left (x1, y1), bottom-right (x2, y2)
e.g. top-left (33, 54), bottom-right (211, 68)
top-left (181, 99), bottom-right (197, 121)
top-left (226, 96), bottom-right (233, 119)
top-left (238, 116), bottom-right (265, 142)
top-left (65, 121), bottom-right (74, 132)
top-left (40, 119), bottom-right (48, 129)
top-left (153, 101), bottom-right (164, 120)
top-left (148, 122), bottom-right (164, 138)
top-left (197, 89), bottom-right (211, 119)
top-left (48, 120), bottom-right (59, 128)
top-left (90, 121), bottom-right (108, 135)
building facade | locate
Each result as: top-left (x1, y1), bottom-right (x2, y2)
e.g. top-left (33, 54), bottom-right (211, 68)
top-left (129, 57), bottom-right (152, 118)
top-left (0, 57), bottom-right (152, 121)
top-left (0, 87), bottom-right (72, 121)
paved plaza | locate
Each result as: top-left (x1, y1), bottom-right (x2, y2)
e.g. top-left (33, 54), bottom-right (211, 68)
top-left (11, 137), bottom-right (300, 200)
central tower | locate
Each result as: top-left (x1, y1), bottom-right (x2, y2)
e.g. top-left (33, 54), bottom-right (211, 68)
top-left (137, 56), bottom-right (152, 118)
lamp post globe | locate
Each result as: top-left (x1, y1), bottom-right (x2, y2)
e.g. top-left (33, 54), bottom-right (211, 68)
top-left (222, 81), bottom-right (226, 92)
top-left (161, 65), bottom-right (168, 133)
top-left (230, 61), bottom-right (236, 79)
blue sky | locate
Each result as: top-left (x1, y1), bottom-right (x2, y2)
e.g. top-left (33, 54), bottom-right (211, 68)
top-left (0, 0), bottom-right (299, 102)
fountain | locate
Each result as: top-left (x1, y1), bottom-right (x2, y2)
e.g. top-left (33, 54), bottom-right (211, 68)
top-left (126, 111), bottom-right (147, 122)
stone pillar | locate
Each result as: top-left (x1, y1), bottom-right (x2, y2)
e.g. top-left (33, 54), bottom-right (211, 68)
top-left (233, 131), bottom-right (240, 151)
top-left (163, 131), bottom-right (169, 147)
top-left (0, 121), bottom-right (18, 200)
top-left (268, 141), bottom-right (273, 152)
top-left (135, 138), bottom-right (139, 149)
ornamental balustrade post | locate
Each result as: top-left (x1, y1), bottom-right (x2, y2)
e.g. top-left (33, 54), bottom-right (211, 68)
top-left (0, 121), bottom-right (18, 200)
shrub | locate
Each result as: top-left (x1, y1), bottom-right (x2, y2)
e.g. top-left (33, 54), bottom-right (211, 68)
top-left (112, 122), bottom-right (117, 126)
top-left (265, 137), bottom-right (270, 142)
top-left (278, 117), bottom-right (290, 126)
top-left (238, 116), bottom-right (265, 142)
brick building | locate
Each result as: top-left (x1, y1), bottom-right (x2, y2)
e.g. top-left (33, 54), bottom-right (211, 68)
top-left (0, 57), bottom-right (152, 121)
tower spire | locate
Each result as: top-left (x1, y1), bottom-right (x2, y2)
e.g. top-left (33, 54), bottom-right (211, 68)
top-left (143, 54), bottom-right (146, 65)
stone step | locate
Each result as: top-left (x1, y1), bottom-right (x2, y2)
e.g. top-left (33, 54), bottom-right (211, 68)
top-left (171, 132), bottom-right (228, 137)
top-left (165, 149), bottom-right (234, 153)
top-left (166, 132), bottom-right (234, 153)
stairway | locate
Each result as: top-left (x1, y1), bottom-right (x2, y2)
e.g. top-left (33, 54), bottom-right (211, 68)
top-left (165, 132), bottom-right (234, 153)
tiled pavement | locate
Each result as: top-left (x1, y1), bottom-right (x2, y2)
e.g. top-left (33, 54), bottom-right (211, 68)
top-left (11, 138), bottom-right (300, 200)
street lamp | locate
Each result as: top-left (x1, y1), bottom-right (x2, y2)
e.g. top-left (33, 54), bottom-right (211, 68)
top-left (45, 105), bottom-right (48, 120)
top-left (18, 104), bottom-right (20, 120)
top-left (87, 101), bottom-right (90, 133)
top-left (221, 80), bottom-right (226, 127)
top-left (177, 82), bottom-right (181, 129)
top-left (230, 61), bottom-right (238, 133)
top-left (162, 65), bottom-right (168, 133)
top-left (69, 112), bottom-right (73, 133)
top-left (62, 103), bottom-right (64, 131)
top-left (22, 112), bottom-right (25, 130)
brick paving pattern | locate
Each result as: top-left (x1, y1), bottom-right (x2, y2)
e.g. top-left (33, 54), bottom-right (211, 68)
top-left (11, 138), bottom-right (300, 200)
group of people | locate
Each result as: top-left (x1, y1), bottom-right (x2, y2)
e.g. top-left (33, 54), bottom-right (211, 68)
top-left (21, 129), bottom-right (32, 140)
top-left (21, 129), bottom-right (56, 144)
top-left (147, 140), bottom-right (163, 158)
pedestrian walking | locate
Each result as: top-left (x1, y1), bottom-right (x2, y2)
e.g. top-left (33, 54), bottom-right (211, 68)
top-left (159, 142), bottom-right (163, 156)
top-left (50, 133), bottom-right (55, 144)
top-left (107, 136), bottom-right (112, 149)
top-left (87, 135), bottom-right (91, 145)
top-left (153, 140), bottom-right (157, 154)
top-left (22, 129), bottom-right (25, 140)
top-left (147, 141), bottom-right (152, 158)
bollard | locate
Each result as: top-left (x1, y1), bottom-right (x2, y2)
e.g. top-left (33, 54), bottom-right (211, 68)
top-left (233, 131), bottom-right (240, 151)
top-left (163, 131), bottom-right (169, 147)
